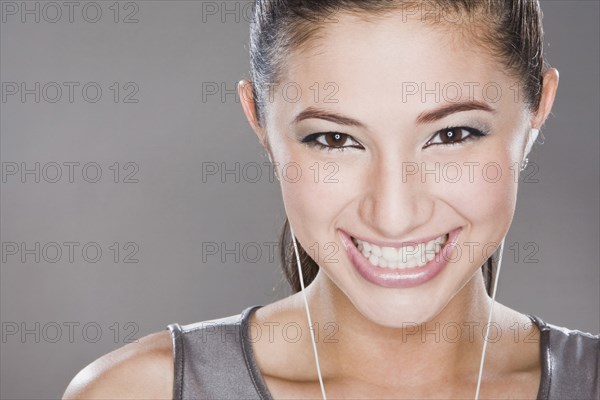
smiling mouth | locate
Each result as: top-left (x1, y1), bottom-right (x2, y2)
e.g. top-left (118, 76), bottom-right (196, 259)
top-left (350, 233), bottom-right (450, 269)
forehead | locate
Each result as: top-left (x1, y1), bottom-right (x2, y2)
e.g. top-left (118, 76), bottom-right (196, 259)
top-left (278, 12), bottom-right (513, 113)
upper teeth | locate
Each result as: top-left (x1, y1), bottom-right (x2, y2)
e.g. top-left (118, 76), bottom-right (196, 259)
top-left (352, 233), bottom-right (449, 269)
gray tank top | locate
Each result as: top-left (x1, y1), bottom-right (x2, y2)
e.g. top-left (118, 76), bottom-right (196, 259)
top-left (167, 305), bottom-right (599, 399)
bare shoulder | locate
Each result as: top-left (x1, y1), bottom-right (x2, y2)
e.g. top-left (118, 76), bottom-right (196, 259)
top-left (62, 330), bottom-right (173, 400)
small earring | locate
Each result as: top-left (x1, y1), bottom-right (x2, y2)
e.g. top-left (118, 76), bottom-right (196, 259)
top-left (520, 157), bottom-right (529, 172)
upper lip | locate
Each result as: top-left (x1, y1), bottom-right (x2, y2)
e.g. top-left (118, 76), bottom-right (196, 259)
top-left (342, 228), bottom-right (455, 249)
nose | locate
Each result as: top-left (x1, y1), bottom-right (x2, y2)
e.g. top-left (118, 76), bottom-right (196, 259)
top-left (359, 156), bottom-right (434, 239)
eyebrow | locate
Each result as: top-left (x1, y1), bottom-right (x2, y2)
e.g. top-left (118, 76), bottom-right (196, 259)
top-left (415, 100), bottom-right (496, 124)
top-left (290, 101), bottom-right (496, 128)
top-left (291, 106), bottom-right (366, 128)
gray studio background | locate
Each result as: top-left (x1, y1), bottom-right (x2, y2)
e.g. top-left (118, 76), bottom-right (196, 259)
top-left (0, 1), bottom-right (598, 399)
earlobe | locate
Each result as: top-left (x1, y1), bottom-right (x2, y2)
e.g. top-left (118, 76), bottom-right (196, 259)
top-left (238, 79), bottom-right (268, 148)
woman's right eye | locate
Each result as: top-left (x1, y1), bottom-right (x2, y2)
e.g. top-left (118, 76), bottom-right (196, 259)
top-left (301, 132), bottom-right (363, 152)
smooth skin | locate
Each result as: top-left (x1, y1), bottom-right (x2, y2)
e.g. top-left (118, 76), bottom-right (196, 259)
top-left (63, 11), bottom-right (559, 399)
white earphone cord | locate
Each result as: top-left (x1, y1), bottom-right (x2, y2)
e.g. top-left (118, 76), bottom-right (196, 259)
top-left (290, 224), bottom-right (504, 400)
top-left (474, 238), bottom-right (504, 400)
top-left (290, 224), bottom-right (328, 400)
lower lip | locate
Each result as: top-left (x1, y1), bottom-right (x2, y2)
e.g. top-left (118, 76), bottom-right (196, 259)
top-left (339, 227), bottom-right (462, 289)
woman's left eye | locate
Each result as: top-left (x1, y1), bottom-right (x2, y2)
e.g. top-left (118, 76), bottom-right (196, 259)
top-left (425, 126), bottom-right (488, 148)
top-left (301, 132), bottom-right (363, 152)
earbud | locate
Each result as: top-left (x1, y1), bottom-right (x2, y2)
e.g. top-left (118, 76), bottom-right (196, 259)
top-left (266, 152), bottom-right (280, 181)
top-left (525, 128), bottom-right (539, 157)
top-left (521, 128), bottom-right (539, 172)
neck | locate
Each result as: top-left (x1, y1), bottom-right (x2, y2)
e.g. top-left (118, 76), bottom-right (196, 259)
top-left (297, 270), bottom-right (495, 388)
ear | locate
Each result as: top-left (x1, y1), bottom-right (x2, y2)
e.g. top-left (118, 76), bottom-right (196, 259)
top-left (526, 68), bottom-right (559, 156)
top-left (238, 79), bottom-right (269, 151)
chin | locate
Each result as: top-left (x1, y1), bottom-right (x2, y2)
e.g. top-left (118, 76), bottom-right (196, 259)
top-left (343, 285), bottom-right (452, 328)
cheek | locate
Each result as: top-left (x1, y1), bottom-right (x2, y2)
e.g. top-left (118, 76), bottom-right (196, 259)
top-left (441, 152), bottom-right (520, 243)
top-left (273, 147), bottom-right (365, 266)
top-left (279, 157), bottom-right (350, 234)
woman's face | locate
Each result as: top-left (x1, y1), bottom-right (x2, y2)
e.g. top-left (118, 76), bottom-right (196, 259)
top-left (245, 13), bottom-right (550, 327)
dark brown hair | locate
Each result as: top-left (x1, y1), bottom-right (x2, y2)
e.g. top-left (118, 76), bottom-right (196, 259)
top-left (247, 0), bottom-right (548, 296)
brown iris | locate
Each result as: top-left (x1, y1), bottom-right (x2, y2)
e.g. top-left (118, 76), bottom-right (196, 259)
top-left (323, 132), bottom-right (347, 147)
top-left (438, 128), bottom-right (466, 144)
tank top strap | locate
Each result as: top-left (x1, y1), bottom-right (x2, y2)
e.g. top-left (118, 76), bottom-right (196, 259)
top-left (167, 305), bottom-right (268, 399)
top-left (525, 313), bottom-right (600, 399)
top-left (167, 323), bottom-right (184, 400)
top-left (525, 313), bottom-right (551, 399)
